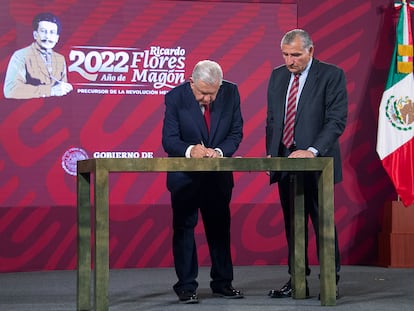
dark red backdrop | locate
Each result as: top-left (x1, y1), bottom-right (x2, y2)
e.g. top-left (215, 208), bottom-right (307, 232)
top-left (0, 0), bottom-right (401, 272)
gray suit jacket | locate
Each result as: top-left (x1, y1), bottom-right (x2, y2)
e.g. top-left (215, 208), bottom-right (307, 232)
top-left (266, 59), bottom-right (348, 184)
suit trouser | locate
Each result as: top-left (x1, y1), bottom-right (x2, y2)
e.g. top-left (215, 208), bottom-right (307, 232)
top-left (278, 171), bottom-right (341, 276)
top-left (170, 174), bottom-right (234, 294)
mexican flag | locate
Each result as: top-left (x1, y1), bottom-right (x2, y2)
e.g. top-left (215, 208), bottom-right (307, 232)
top-left (376, 0), bottom-right (414, 207)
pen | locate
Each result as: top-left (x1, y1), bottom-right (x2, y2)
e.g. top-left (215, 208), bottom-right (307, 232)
top-left (201, 141), bottom-right (209, 158)
top-left (49, 74), bottom-right (63, 84)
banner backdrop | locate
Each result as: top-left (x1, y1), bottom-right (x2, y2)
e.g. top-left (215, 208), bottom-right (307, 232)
top-left (1, 0), bottom-right (295, 207)
top-left (0, 0), bottom-right (297, 271)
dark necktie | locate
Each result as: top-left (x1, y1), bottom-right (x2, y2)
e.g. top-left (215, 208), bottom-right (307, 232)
top-left (282, 74), bottom-right (300, 148)
top-left (203, 104), bottom-right (210, 132)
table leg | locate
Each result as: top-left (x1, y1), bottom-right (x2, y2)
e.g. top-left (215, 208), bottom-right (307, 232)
top-left (292, 174), bottom-right (307, 299)
top-left (77, 172), bottom-right (91, 311)
top-left (319, 161), bottom-right (336, 306)
top-left (94, 168), bottom-right (109, 311)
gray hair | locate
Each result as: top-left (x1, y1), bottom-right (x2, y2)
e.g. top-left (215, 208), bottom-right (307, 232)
top-left (191, 60), bottom-right (223, 86)
top-left (281, 29), bottom-right (313, 52)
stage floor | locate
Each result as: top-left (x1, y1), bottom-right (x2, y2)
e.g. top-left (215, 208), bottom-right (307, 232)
top-left (0, 265), bottom-right (413, 310)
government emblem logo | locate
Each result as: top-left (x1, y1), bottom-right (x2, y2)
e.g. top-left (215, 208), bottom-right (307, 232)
top-left (61, 147), bottom-right (89, 176)
top-left (385, 95), bottom-right (414, 131)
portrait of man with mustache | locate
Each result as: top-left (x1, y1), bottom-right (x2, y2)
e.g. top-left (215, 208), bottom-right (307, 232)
top-left (3, 12), bottom-right (73, 99)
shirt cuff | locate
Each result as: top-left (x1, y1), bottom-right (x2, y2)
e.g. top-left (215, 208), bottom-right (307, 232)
top-left (307, 147), bottom-right (319, 157)
top-left (185, 145), bottom-right (194, 158)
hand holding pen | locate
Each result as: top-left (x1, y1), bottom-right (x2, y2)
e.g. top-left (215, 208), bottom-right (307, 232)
top-left (48, 72), bottom-right (73, 96)
top-left (51, 78), bottom-right (73, 96)
top-left (190, 141), bottom-right (217, 158)
top-left (200, 141), bottom-right (220, 158)
top-left (190, 142), bottom-right (208, 158)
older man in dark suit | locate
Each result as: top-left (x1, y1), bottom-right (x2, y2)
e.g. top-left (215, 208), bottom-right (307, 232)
top-left (162, 60), bottom-right (244, 304)
top-left (266, 29), bottom-right (348, 299)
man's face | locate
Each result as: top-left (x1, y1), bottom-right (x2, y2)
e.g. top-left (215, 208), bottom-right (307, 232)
top-left (281, 35), bottom-right (313, 75)
top-left (33, 21), bottom-right (59, 50)
top-left (190, 78), bottom-right (220, 106)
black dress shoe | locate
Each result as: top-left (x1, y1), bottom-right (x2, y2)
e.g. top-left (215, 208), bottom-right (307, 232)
top-left (268, 279), bottom-right (309, 298)
top-left (177, 290), bottom-right (199, 304)
top-left (212, 286), bottom-right (244, 299)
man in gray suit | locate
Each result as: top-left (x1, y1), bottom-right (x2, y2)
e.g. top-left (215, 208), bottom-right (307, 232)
top-left (162, 60), bottom-right (244, 304)
top-left (266, 29), bottom-right (348, 298)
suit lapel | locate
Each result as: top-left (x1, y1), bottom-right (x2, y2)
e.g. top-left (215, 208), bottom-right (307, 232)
top-left (31, 44), bottom-right (51, 80)
top-left (277, 71), bottom-right (291, 123)
top-left (208, 87), bottom-right (224, 143)
top-left (193, 101), bottom-right (209, 141)
top-left (296, 59), bottom-right (319, 119)
top-left (186, 84), bottom-right (209, 142)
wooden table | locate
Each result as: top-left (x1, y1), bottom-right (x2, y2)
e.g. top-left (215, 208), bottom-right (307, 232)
top-left (76, 157), bottom-right (336, 310)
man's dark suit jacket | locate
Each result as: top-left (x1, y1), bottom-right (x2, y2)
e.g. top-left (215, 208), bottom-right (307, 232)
top-left (266, 58), bottom-right (348, 184)
top-left (162, 80), bottom-right (243, 193)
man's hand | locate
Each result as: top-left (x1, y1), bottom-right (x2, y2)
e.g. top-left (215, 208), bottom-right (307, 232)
top-left (288, 149), bottom-right (315, 158)
top-left (204, 148), bottom-right (220, 158)
top-left (190, 144), bottom-right (220, 158)
top-left (190, 144), bottom-right (208, 158)
top-left (266, 154), bottom-right (271, 175)
top-left (51, 82), bottom-right (73, 96)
